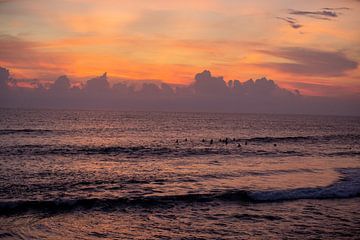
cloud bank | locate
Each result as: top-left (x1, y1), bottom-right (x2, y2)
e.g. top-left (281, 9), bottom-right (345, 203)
top-left (0, 67), bottom-right (359, 116)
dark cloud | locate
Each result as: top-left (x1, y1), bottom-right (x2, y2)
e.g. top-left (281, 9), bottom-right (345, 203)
top-left (0, 67), bottom-right (10, 90)
top-left (160, 83), bottom-right (175, 96)
top-left (113, 82), bottom-right (134, 95)
top-left (193, 70), bottom-right (228, 96)
top-left (0, 67), bottom-right (302, 113)
top-left (84, 73), bottom-right (110, 93)
top-left (8, 78), bottom-right (40, 88)
top-left (49, 75), bottom-right (71, 94)
top-left (1, 67), bottom-right (359, 115)
top-left (139, 83), bottom-right (161, 96)
top-left (322, 7), bottom-right (350, 11)
top-left (259, 47), bottom-right (358, 77)
top-left (288, 9), bottom-right (339, 20)
top-left (278, 7), bottom-right (348, 30)
top-left (276, 17), bottom-right (303, 29)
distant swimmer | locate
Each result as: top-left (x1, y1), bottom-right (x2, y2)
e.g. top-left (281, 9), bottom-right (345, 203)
top-left (225, 138), bottom-right (228, 145)
top-left (245, 141), bottom-right (248, 145)
top-left (176, 139), bottom-right (179, 144)
top-left (274, 143), bottom-right (277, 147)
top-left (202, 139), bottom-right (205, 143)
top-left (185, 138), bottom-right (188, 142)
top-left (233, 138), bottom-right (236, 141)
top-left (210, 139), bottom-right (213, 144)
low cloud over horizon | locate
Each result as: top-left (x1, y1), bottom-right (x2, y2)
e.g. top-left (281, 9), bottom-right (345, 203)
top-left (1, 67), bottom-right (359, 116)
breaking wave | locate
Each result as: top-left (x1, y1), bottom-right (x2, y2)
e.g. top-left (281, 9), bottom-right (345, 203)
top-left (1, 168), bottom-right (359, 216)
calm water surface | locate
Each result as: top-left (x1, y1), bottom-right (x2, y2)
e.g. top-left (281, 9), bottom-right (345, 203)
top-left (0, 109), bottom-right (359, 239)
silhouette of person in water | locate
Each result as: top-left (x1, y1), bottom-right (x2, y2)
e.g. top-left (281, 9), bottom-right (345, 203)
top-left (210, 139), bottom-right (213, 145)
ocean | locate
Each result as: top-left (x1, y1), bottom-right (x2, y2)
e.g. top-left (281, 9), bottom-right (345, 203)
top-left (0, 108), bottom-right (359, 239)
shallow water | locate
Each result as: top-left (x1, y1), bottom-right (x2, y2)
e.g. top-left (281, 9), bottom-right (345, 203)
top-left (0, 109), bottom-right (359, 239)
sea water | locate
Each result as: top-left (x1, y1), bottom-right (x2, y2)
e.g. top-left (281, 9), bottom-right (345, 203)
top-left (0, 109), bottom-right (359, 239)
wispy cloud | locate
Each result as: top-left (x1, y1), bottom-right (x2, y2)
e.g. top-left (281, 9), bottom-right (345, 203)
top-left (287, 81), bottom-right (360, 97)
top-left (258, 47), bottom-right (358, 77)
top-left (276, 17), bottom-right (303, 29)
top-left (288, 9), bottom-right (338, 20)
top-left (0, 34), bottom-right (67, 71)
top-left (322, 7), bottom-right (350, 11)
top-left (278, 7), bottom-right (349, 30)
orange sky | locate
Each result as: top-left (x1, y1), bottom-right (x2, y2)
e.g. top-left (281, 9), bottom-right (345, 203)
top-left (0, 0), bottom-right (359, 96)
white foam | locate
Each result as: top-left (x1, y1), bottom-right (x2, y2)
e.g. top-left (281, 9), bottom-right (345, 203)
top-left (250, 168), bottom-right (360, 201)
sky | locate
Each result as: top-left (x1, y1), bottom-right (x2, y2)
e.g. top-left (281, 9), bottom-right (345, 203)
top-left (0, 0), bottom-right (359, 97)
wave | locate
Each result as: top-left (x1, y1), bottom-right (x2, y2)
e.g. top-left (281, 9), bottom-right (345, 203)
top-left (0, 191), bottom-right (251, 215)
top-left (1, 169), bottom-right (359, 216)
top-left (243, 134), bottom-right (360, 144)
top-left (1, 127), bottom-right (358, 143)
top-left (250, 168), bottom-right (360, 201)
top-left (326, 151), bottom-right (360, 157)
top-left (1, 169), bottom-right (317, 199)
top-left (0, 144), bottom-right (311, 158)
top-left (0, 129), bottom-right (54, 135)
top-left (1, 143), bottom-right (359, 158)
